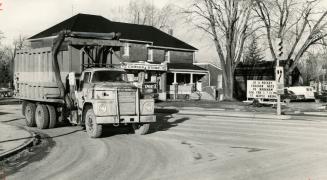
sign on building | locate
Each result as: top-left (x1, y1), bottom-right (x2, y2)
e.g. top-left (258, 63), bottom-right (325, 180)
top-left (121, 62), bottom-right (167, 71)
top-left (247, 80), bottom-right (277, 99)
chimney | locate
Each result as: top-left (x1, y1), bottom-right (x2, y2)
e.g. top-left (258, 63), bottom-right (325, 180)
top-left (168, 29), bottom-right (173, 36)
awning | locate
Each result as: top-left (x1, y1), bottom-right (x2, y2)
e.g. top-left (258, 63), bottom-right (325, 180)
top-left (168, 63), bottom-right (208, 74)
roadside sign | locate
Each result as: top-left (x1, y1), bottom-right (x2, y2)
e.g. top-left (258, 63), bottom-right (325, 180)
top-left (275, 66), bottom-right (284, 95)
top-left (247, 80), bottom-right (277, 99)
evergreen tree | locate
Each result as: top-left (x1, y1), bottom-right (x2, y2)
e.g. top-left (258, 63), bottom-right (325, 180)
top-left (243, 35), bottom-right (263, 65)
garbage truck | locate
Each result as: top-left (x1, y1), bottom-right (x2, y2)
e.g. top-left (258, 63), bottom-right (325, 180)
top-left (14, 31), bottom-right (156, 138)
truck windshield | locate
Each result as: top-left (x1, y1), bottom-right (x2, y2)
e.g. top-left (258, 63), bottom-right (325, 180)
top-left (92, 70), bottom-right (126, 83)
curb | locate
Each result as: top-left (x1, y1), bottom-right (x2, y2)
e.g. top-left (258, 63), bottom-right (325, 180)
top-left (0, 129), bottom-right (37, 160)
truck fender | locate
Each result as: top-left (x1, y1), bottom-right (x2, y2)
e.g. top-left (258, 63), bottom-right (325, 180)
top-left (81, 103), bottom-right (93, 124)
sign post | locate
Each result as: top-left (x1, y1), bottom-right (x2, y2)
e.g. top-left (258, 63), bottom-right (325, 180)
top-left (275, 66), bottom-right (284, 115)
top-left (276, 37), bottom-right (284, 116)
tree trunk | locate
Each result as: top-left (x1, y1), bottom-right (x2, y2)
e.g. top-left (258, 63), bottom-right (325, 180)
top-left (223, 61), bottom-right (234, 100)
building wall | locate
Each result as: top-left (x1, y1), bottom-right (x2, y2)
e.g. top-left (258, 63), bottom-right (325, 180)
top-left (170, 50), bottom-right (193, 64)
top-left (153, 49), bottom-right (165, 63)
top-left (196, 64), bottom-right (223, 89)
top-left (121, 43), bottom-right (147, 62)
top-left (121, 42), bottom-right (194, 63)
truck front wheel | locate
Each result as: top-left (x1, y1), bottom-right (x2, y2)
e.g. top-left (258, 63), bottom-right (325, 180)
top-left (85, 108), bottom-right (102, 138)
top-left (131, 123), bottom-right (150, 135)
top-left (35, 104), bottom-right (50, 129)
top-left (25, 103), bottom-right (36, 127)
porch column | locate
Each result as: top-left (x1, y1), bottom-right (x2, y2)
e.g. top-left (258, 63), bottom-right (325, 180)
top-left (173, 72), bottom-right (177, 84)
top-left (190, 73), bottom-right (194, 92)
top-left (173, 72), bottom-right (178, 100)
top-left (159, 72), bottom-right (167, 101)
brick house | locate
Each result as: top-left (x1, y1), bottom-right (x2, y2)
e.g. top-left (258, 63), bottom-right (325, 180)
top-left (28, 13), bottom-right (218, 100)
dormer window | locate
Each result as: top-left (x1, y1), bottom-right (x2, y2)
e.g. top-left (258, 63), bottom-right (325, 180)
top-left (164, 50), bottom-right (170, 62)
top-left (123, 43), bottom-right (129, 56)
top-left (147, 49), bottom-right (153, 62)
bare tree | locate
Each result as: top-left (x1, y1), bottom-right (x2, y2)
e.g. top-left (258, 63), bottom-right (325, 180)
top-left (125, 0), bottom-right (176, 31)
top-left (255, 0), bottom-right (327, 80)
top-left (184, 0), bottom-right (255, 99)
top-left (298, 52), bottom-right (327, 85)
top-left (10, 35), bottom-right (28, 62)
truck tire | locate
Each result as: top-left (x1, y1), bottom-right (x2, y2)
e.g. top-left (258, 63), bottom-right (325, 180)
top-left (132, 123), bottom-right (150, 135)
top-left (47, 105), bottom-right (57, 129)
top-left (85, 107), bottom-right (102, 138)
top-left (35, 104), bottom-right (50, 129)
top-left (22, 101), bottom-right (28, 116)
top-left (25, 103), bottom-right (36, 127)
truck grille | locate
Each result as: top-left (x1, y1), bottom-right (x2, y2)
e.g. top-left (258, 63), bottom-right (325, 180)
top-left (118, 90), bottom-right (136, 115)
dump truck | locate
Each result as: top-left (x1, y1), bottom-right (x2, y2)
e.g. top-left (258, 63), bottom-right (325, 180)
top-left (14, 31), bottom-right (156, 138)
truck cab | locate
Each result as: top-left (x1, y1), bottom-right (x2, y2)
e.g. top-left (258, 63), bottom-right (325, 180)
top-left (69, 67), bottom-right (155, 138)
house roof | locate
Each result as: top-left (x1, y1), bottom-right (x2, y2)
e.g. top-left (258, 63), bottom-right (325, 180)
top-left (234, 60), bottom-right (300, 77)
top-left (29, 13), bottom-right (197, 50)
top-left (168, 63), bottom-right (207, 71)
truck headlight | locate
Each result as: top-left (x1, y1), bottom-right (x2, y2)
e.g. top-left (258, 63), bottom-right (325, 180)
top-left (98, 103), bottom-right (107, 114)
top-left (140, 99), bottom-right (154, 115)
top-left (95, 101), bottom-right (116, 116)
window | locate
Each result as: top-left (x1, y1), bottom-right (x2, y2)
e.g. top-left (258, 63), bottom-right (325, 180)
top-left (164, 50), bottom-right (170, 62)
top-left (92, 70), bottom-right (126, 83)
top-left (123, 43), bottom-right (129, 56)
top-left (79, 72), bottom-right (91, 91)
top-left (83, 72), bottom-right (91, 83)
top-left (147, 49), bottom-right (153, 62)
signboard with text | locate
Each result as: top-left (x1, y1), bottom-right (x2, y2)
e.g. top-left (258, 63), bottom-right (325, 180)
top-left (121, 62), bottom-right (167, 71)
top-left (247, 80), bottom-right (277, 99)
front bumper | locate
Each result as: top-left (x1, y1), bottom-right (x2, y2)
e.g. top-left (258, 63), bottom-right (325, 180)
top-left (96, 115), bottom-right (156, 124)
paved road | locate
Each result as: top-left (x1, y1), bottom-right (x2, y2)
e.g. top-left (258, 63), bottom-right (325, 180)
top-left (1, 104), bottom-right (327, 180)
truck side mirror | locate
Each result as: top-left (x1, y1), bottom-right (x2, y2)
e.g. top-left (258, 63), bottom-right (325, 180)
top-left (79, 80), bottom-right (84, 91)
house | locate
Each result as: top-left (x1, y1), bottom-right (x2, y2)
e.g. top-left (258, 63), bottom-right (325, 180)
top-left (28, 13), bottom-right (217, 100)
top-left (234, 60), bottom-right (302, 100)
top-left (194, 63), bottom-right (224, 100)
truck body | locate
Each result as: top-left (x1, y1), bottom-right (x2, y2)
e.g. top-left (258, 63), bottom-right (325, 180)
top-left (14, 32), bottom-right (156, 138)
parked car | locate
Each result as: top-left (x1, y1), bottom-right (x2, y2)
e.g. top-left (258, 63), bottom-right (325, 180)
top-left (286, 86), bottom-right (315, 100)
top-left (316, 91), bottom-right (327, 102)
top-left (281, 89), bottom-right (297, 101)
top-left (0, 87), bottom-right (14, 97)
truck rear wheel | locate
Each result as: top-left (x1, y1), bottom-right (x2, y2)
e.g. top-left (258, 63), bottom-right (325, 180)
top-left (85, 108), bottom-right (102, 138)
top-left (35, 104), bottom-right (50, 129)
top-left (22, 101), bottom-right (28, 116)
top-left (132, 123), bottom-right (150, 135)
top-left (47, 105), bottom-right (57, 129)
top-left (25, 103), bottom-right (36, 127)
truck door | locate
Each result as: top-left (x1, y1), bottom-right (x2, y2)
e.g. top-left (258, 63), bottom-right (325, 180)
top-left (77, 72), bottom-right (92, 107)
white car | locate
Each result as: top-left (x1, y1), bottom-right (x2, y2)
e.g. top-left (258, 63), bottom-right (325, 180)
top-left (286, 86), bottom-right (315, 100)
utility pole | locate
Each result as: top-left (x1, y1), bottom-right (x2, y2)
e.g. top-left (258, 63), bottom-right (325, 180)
top-left (276, 37), bottom-right (284, 116)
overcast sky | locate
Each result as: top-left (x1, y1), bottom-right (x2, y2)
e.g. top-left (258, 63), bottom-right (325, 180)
top-left (1, 0), bottom-right (327, 65)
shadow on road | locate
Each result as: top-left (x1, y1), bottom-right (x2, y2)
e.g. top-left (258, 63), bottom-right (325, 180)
top-left (0, 112), bottom-right (10, 116)
top-left (148, 108), bottom-right (188, 134)
top-left (100, 126), bottom-right (132, 138)
top-left (2, 117), bottom-right (24, 123)
top-left (100, 108), bottom-right (185, 137)
top-left (42, 129), bottom-right (85, 139)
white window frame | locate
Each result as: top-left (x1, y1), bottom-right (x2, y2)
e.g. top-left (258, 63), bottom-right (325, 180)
top-left (147, 49), bottom-right (153, 62)
top-left (164, 50), bottom-right (170, 63)
top-left (123, 43), bottom-right (130, 56)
